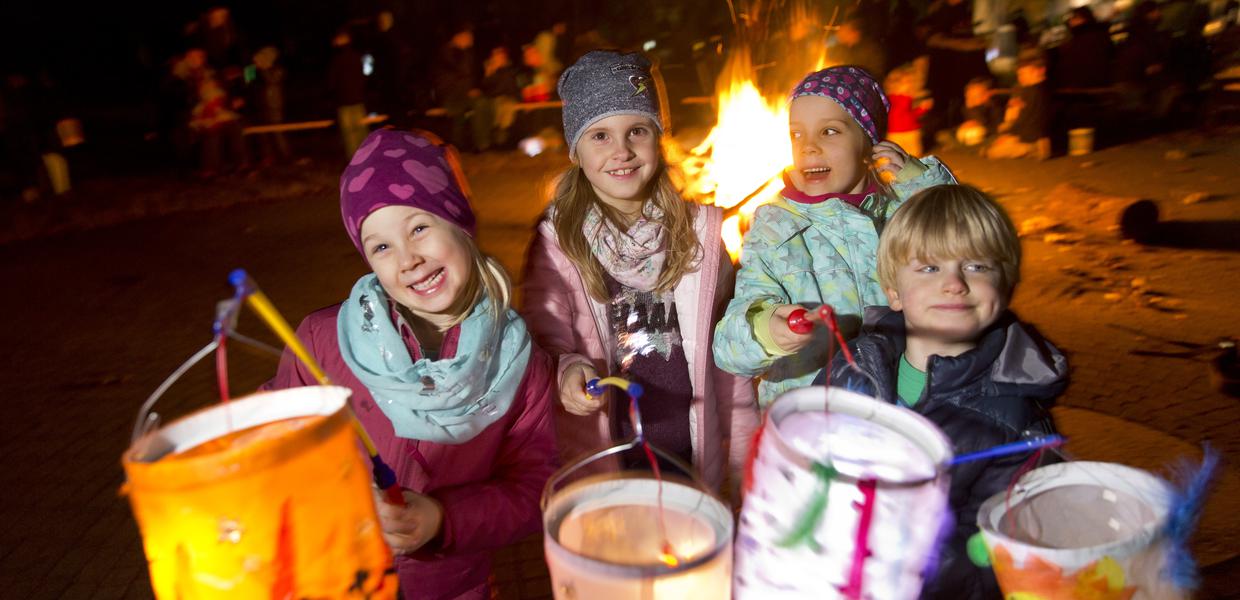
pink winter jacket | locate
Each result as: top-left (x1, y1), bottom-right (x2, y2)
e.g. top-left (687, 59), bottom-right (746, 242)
top-left (264, 304), bottom-right (557, 600)
top-left (520, 203), bottom-right (759, 495)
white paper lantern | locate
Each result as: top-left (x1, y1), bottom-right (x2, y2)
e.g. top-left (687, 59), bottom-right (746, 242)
top-left (543, 472), bottom-right (733, 600)
top-left (977, 461), bottom-right (1185, 599)
top-left (734, 386), bottom-right (954, 599)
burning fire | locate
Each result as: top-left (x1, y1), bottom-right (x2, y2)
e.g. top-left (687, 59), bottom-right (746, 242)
top-left (683, 42), bottom-right (827, 261)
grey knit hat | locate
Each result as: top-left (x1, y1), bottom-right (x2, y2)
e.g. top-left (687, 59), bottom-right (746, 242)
top-left (558, 50), bottom-right (663, 158)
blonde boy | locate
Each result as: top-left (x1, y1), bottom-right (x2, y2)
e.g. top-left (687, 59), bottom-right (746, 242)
top-left (817, 184), bottom-right (1067, 599)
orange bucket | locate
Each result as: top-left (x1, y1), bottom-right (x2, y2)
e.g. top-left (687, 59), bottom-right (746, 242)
top-left (123, 386), bottom-right (395, 599)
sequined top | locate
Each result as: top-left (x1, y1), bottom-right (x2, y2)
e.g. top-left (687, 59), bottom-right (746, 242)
top-left (604, 273), bottom-right (692, 467)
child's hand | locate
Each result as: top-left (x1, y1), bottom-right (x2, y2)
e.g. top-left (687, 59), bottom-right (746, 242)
top-left (871, 141), bottom-right (911, 183)
top-left (770, 304), bottom-right (814, 354)
top-left (374, 488), bottom-right (444, 556)
top-left (560, 363), bottom-right (605, 416)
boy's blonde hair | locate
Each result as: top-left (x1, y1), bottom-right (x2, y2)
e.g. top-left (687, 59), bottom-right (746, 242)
top-left (550, 140), bottom-right (701, 303)
top-left (878, 185), bottom-right (1021, 294)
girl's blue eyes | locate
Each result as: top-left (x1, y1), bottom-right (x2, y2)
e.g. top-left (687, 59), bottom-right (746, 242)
top-left (590, 127), bottom-right (649, 142)
top-left (369, 225), bottom-right (427, 255)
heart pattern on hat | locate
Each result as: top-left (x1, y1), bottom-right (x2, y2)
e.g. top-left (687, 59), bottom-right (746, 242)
top-left (402, 160), bottom-right (450, 195)
top-left (339, 129), bottom-right (477, 256)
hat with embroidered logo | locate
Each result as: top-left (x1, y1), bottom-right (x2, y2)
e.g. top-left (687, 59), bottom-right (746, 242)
top-left (789, 65), bottom-right (890, 145)
top-left (558, 50), bottom-right (663, 158)
top-left (339, 129), bottom-right (476, 256)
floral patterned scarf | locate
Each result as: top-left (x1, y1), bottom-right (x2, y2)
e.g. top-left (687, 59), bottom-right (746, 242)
top-left (583, 200), bottom-right (667, 291)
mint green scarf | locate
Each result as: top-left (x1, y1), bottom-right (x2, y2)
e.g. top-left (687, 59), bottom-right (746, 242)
top-left (337, 274), bottom-right (531, 444)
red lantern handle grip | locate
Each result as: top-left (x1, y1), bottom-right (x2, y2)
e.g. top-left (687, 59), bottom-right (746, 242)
top-left (383, 485), bottom-right (406, 506)
top-left (786, 307), bottom-right (822, 334)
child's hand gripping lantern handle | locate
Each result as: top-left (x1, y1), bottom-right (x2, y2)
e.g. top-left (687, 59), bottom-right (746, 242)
top-left (785, 305), bottom-right (855, 366)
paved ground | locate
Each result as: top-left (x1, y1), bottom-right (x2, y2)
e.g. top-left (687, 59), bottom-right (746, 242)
top-left (1, 127), bottom-right (1237, 599)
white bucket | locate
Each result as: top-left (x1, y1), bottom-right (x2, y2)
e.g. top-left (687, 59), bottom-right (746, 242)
top-left (734, 386), bottom-right (954, 599)
top-left (1069, 127), bottom-right (1095, 156)
top-left (543, 473), bottom-right (733, 599)
top-left (977, 461), bottom-right (1184, 599)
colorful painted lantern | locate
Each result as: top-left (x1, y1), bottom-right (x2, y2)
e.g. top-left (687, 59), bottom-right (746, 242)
top-left (123, 386), bottom-right (396, 599)
top-left (977, 461), bottom-right (1184, 600)
top-left (542, 470), bottom-right (733, 599)
top-left (734, 386), bottom-right (955, 599)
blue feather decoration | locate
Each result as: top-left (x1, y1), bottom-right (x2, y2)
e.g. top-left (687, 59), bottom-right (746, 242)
top-left (1161, 445), bottom-right (1221, 591)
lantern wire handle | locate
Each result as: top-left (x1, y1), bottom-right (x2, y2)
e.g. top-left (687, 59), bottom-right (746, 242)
top-left (132, 339), bottom-right (220, 443)
top-left (227, 269), bottom-right (406, 506)
top-left (583, 376), bottom-right (681, 567)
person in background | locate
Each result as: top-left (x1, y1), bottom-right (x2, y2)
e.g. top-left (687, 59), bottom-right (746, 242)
top-left (956, 76), bottom-right (1004, 148)
top-left (328, 29), bottom-right (368, 157)
top-left (885, 58), bottom-right (932, 157)
top-left (369, 10), bottom-right (410, 127)
top-left (190, 75), bottom-right (249, 178)
top-left (247, 46), bottom-right (290, 165)
top-left (433, 24), bottom-right (489, 151)
top-left (1052, 6), bottom-right (1114, 91)
top-left (519, 42), bottom-right (555, 102)
top-left (920, 0), bottom-right (990, 150)
top-left (1116, 0), bottom-right (1172, 117)
top-left (481, 46), bottom-right (521, 148)
top-left (831, 12), bottom-right (887, 80)
top-left (987, 54), bottom-right (1052, 160)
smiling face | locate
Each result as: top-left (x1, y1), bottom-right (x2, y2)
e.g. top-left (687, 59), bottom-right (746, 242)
top-left (885, 254), bottom-right (1007, 359)
top-left (788, 95), bottom-right (870, 196)
top-left (574, 114), bottom-right (660, 214)
top-left (360, 205), bottom-right (475, 329)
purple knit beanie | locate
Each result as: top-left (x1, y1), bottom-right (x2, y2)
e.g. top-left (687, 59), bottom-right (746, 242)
top-left (789, 65), bottom-right (890, 145)
top-left (339, 129), bottom-right (476, 255)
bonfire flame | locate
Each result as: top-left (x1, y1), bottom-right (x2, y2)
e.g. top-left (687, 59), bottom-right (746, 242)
top-left (682, 1), bottom-right (831, 261)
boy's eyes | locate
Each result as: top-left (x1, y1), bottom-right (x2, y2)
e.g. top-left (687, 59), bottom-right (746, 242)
top-left (820, 127), bottom-right (839, 136)
top-left (629, 126), bottom-right (649, 137)
top-left (913, 261), bottom-right (994, 273)
top-left (590, 131), bottom-right (608, 142)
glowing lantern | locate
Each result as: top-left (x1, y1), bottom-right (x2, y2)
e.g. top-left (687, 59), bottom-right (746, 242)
top-left (734, 386), bottom-right (954, 599)
top-left (543, 472), bottom-right (733, 600)
top-left (977, 461), bottom-right (1187, 599)
top-left (123, 386), bottom-right (396, 599)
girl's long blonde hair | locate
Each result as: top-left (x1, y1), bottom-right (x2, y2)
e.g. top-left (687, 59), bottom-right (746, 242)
top-left (550, 144), bottom-right (700, 303)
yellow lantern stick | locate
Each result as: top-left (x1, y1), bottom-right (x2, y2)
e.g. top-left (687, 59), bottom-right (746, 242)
top-left (229, 269), bottom-right (406, 506)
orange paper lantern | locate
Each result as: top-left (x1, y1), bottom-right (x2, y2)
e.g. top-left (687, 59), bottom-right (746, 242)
top-left (123, 386), bottom-right (396, 599)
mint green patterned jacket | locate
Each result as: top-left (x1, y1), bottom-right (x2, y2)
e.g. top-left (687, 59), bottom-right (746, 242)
top-left (712, 157), bottom-right (956, 407)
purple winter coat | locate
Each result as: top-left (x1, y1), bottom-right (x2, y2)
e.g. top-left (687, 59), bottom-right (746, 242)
top-left (265, 304), bottom-right (558, 600)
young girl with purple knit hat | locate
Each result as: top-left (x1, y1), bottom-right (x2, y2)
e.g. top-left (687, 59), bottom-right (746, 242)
top-left (266, 128), bottom-right (557, 600)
